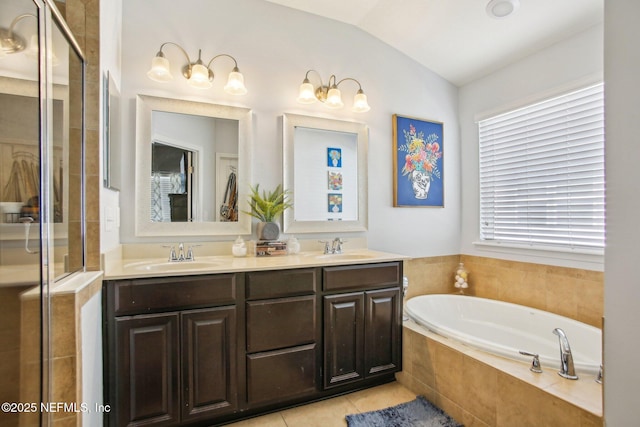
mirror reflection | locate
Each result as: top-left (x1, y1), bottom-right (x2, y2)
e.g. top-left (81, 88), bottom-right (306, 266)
top-left (283, 113), bottom-right (368, 233)
top-left (149, 111), bottom-right (239, 223)
top-left (135, 95), bottom-right (252, 236)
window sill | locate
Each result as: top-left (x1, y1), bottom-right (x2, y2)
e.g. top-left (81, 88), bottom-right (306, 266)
top-left (471, 241), bottom-right (604, 267)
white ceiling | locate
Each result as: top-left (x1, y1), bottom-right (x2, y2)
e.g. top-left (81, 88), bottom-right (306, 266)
top-left (263, 0), bottom-right (603, 86)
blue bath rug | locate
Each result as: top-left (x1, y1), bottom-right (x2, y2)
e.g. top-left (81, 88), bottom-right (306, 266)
top-left (346, 395), bottom-right (462, 427)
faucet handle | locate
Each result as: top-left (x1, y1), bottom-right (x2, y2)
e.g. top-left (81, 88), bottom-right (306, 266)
top-left (319, 240), bottom-right (332, 254)
top-left (596, 364), bottom-right (603, 384)
top-left (519, 351), bottom-right (543, 373)
top-left (162, 245), bottom-right (178, 262)
top-left (185, 244), bottom-right (201, 261)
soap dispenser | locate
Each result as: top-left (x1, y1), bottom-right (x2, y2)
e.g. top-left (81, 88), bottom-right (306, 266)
top-left (232, 236), bottom-right (247, 257)
top-left (287, 236), bottom-right (301, 254)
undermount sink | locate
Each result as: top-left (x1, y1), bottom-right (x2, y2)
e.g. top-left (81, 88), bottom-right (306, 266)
top-left (124, 260), bottom-right (222, 272)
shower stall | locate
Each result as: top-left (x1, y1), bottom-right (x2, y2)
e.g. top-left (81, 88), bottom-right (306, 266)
top-left (0, 0), bottom-right (85, 425)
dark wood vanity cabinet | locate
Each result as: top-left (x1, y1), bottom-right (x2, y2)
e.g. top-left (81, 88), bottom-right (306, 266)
top-left (245, 268), bottom-right (319, 406)
top-left (323, 263), bottom-right (402, 389)
top-left (104, 274), bottom-right (239, 427)
top-left (103, 261), bottom-right (402, 426)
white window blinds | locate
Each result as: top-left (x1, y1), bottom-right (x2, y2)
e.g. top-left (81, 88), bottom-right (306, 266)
top-left (478, 83), bottom-right (605, 251)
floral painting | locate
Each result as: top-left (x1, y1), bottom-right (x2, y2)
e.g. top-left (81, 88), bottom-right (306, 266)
top-left (328, 193), bottom-right (343, 213)
top-left (327, 148), bottom-right (342, 167)
top-left (393, 115), bottom-right (444, 207)
top-left (328, 172), bottom-right (343, 190)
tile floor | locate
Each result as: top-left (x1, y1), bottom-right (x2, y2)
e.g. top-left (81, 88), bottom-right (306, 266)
top-left (226, 381), bottom-right (417, 427)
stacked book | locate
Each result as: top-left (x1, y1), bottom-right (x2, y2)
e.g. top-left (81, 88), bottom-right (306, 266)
top-left (255, 241), bottom-right (288, 257)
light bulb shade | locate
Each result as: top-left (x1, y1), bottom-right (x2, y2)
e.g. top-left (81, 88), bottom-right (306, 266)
top-left (224, 70), bottom-right (247, 95)
top-left (352, 91), bottom-right (371, 112)
top-left (147, 55), bottom-right (173, 82)
top-left (188, 63), bottom-right (212, 89)
top-left (297, 81), bottom-right (317, 104)
top-left (325, 87), bottom-right (344, 109)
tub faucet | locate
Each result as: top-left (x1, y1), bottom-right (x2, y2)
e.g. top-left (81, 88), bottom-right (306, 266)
top-left (553, 328), bottom-right (578, 380)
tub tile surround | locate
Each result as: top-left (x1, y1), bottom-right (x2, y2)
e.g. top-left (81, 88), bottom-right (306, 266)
top-left (404, 255), bottom-right (603, 328)
top-left (397, 321), bottom-right (603, 427)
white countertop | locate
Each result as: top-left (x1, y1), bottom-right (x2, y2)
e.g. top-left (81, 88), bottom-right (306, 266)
top-left (104, 249), bottom-right (410, 280)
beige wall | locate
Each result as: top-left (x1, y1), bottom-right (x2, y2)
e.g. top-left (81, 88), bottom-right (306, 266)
top-left (404, 255), bottom-right (604, 328)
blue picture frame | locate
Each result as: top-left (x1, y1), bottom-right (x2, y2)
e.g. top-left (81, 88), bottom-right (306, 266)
top-left (392, 115), bottom-right (444, 207)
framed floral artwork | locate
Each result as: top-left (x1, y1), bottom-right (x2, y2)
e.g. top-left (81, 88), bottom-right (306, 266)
top-left (392, 115), bottom-right (444, 207)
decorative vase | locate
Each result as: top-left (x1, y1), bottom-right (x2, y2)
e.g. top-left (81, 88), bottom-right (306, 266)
top-left (454, 262), bottom-right (469, 294)
top-left (257, 221), bottom-right (280, 241)
top-left (411, 170), bottom-right (431, 199)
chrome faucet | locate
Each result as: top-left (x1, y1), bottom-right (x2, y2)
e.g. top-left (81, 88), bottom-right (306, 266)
top-left (553, 328), bottom-right (578, 380)
top-left (332, 237), bottom-right (345, 254)
top-left (164, 243), bottom-right (197, 262)
top-left (319, 238), bottom-right (346, 254)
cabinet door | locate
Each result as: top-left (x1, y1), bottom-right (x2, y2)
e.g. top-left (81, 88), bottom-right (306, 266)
top-left (181, 306), bottom-right (237, 422)
top-left (115, 313), bottom-right (180, 427)
top-left (365, 288), bottom-right (402, 376)
top-left (323, 292), bottom-right (364, 388)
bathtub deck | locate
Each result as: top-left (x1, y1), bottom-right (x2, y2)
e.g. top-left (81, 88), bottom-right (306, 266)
top-left (398, 319), bottom-right (602, 426)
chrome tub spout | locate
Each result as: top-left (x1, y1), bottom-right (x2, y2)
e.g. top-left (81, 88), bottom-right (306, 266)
top-left (553, 328), bottom-right (578, 380)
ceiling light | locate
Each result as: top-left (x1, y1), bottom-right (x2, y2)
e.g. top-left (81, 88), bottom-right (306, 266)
top-left (147, 42), bottom-right (247, 95)
top-left (486, 0), bottom-right (520, 19)
top-left (297, 70), bottom-right (370, 113)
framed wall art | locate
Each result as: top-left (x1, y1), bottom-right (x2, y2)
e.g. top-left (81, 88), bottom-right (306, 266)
top-left (392, 114), bottom-right (444, 207)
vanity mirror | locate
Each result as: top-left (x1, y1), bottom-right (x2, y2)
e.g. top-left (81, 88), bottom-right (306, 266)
top-left (135, 95), bottom-right (252, 236)
top-left (282, 113), bottom-right (368, 233)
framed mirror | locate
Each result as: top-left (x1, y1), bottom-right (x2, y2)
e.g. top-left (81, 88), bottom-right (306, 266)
top-left (103, 71), bottom-right (121, 190)
top-left (135, 95), bottom-right (252, 236)
top-left (283, 113), bottom-right (368, 233)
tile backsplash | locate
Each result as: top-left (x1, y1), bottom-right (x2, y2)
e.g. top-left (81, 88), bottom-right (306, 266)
top-left (403, 255), bottom-right (603, 328)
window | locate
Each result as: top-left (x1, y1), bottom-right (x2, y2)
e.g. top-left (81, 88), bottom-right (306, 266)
top-left (478, 83), bottom-right (605, 251)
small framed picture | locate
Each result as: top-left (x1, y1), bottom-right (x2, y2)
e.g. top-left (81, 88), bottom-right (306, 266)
top-left (328, 193), bottom-right (343, 213)
top-left (327, 147), bottom-right (342, 167)
top-left (328, 172), bottom-right (343, 190)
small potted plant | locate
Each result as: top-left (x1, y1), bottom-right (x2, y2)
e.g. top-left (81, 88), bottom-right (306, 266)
top-left (245, 184), bottom-right (292, 241)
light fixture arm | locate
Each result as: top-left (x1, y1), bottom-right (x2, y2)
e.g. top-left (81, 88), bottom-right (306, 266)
top-left (156, 42), bottom-right (192, 63)
top-left (1, 13), bottom-right (36, 54)
top-left (8, 13), bottom-right (36, 36)
top-left (301, 69), bottom-right (324, 88)
top-left (205, 53), bottom-right (240, 71)
top-left (335, 77), bottom-right (364, 92)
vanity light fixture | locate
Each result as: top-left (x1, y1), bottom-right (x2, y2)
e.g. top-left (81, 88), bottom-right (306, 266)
top-left (0, 13), bottom-right (59, 64)
top-left (1, 13), bottom-right (33, 57)
top-left (147, 42), bottom-right (247, 94)
top-left (486, 0), bottom-right (520, 19)
top-left (297, 70), bottom-right (370, 113)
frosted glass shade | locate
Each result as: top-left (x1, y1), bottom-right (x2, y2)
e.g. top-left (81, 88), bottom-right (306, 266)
top-left (325, 87), bottom-right (344, 109)
top-left (188, 63), bottom-right (212, 89)
top-left (147, 55), bottom-right (173, 82)
top-left (352, 91), bottom-right (370, 112)
top-left (297, 81), bottom-right (317, 104)
top-left (224, 70), bottom-right (247, 95)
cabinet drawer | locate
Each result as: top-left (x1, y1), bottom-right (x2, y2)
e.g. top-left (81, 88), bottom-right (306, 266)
top-left (246, 295), bottom-right (316, 352)
top-left (112, 274), bottom-right (236, 315)
top-left (323, 262), bottom-right (400, 292)
top-left (246, 344), bottom-right (317, 405)
top-left (246, 268), bottom-right (316, 300)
